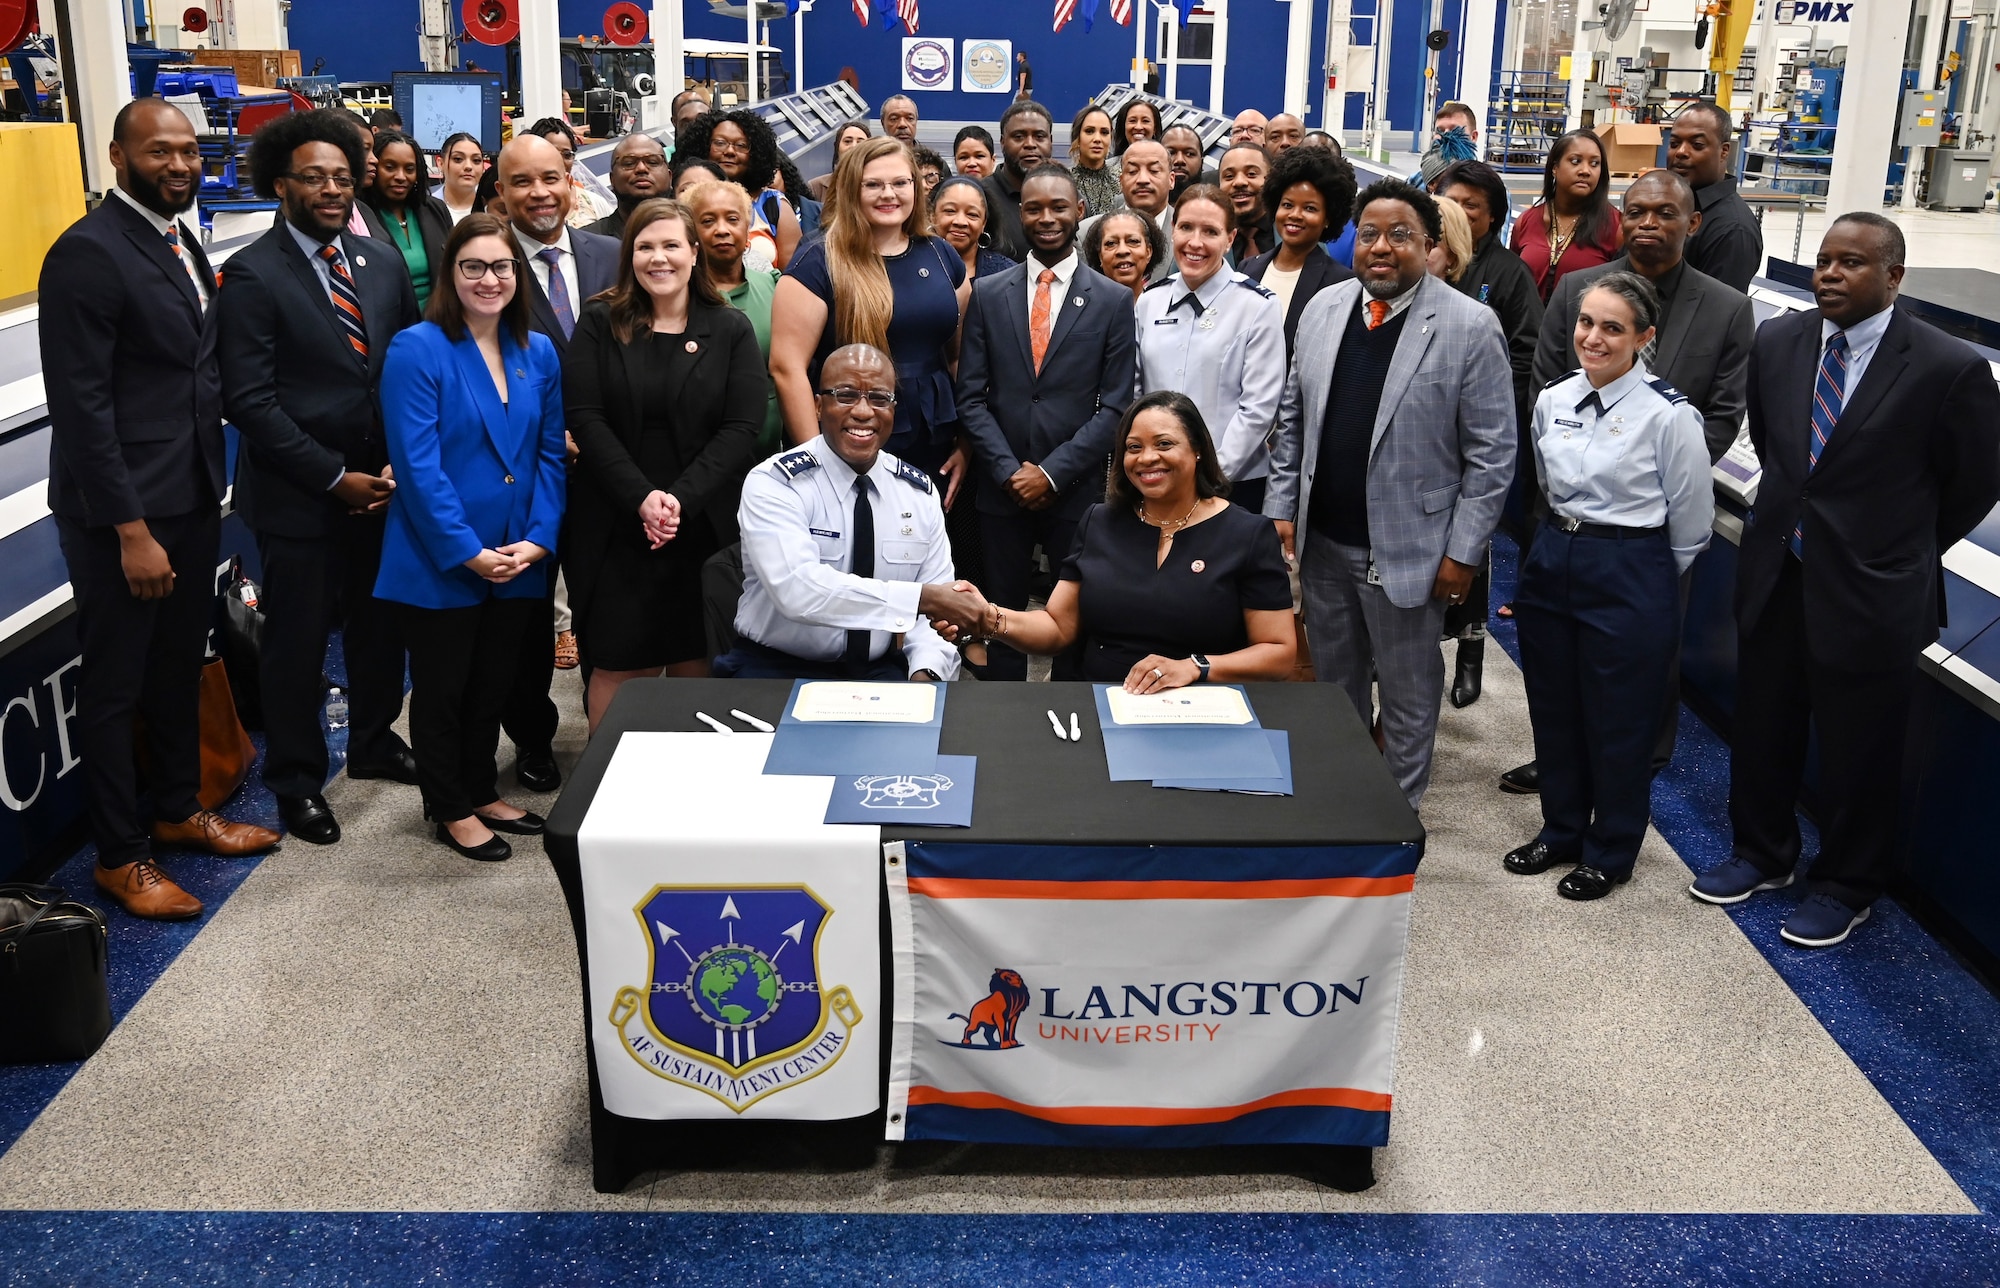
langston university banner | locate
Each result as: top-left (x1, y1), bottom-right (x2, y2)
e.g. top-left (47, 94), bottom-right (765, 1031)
top-left (885, 840), bottom-right (1419, 1148)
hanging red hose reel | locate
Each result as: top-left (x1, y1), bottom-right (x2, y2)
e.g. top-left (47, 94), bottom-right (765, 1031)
top-left (603, 2), bottom-right (647, 45)
top-left (461, 0), bottom-right (519, 46)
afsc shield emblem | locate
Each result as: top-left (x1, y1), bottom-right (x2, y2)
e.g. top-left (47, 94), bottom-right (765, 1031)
top-left (609, 886), bottom-right (862, 1112)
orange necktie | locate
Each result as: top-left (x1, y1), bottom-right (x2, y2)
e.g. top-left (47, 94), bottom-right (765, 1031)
top-left (1366, 299), bottom-right (1390, 329)
top-left (1031, 268), bottom-right (1056, 373)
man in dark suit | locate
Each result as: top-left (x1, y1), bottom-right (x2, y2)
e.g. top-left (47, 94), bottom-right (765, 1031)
top-left (1500, 168), bottom-right (1755, 792)
top-left (41, 99), bottom-right (281, 919)
top-left (219, 109), bottom-right (421, 845)
top-left (1690, 214), bottom-right (2000, 946)
top-left (496, 133), bottom-right (621, 793)
top-left (957, 166), bottom-right (1137, 681)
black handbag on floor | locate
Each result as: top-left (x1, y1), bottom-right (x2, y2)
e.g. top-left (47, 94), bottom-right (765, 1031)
top-left (0, 885), bottom-right (112, 1064)
top-left (219, 555), bottom-right (266, 731)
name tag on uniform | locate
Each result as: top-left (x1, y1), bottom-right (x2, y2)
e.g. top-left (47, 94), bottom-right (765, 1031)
top-left (810, 528), bottom-right (840, 539)
top-left (1153, 316), bottom-right (1182, 325)
top-left (1555, 418), bottom-right (1584, 429)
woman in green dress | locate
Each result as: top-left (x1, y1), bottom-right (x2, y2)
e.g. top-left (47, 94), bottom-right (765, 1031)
top-left (366, 132), bottom-right (456, 310)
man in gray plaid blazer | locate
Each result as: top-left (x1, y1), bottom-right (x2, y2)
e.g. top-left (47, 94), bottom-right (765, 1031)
top-left (1266, 179), bottom-right (1515, 808)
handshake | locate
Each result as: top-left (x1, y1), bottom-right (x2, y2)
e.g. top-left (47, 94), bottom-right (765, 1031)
top-left (916, 580), bottom-right (996, 643)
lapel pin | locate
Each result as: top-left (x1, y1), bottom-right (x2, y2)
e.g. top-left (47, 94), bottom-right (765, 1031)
top-left (918, 266), bottom-right (931, 278)
top-left (685, 339), bottom-right (699, 353)
top-left (1072, 296), bottom-right (1084, 307)
top-left (514, 368), bottom-right (525, 377)
top-left (901, 524), bottom-right (913, 535)
top-left (901, 511), bottom-right (912, 518)
top-left (1190, 559), bottom-right (1206, 573)
top-left (355, 256), bottom-right (366, 268)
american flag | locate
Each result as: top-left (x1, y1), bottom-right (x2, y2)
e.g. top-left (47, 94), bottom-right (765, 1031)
top-left (1054, 0), bottom-right (1075, 30)
top-left (852, 0), bottom-right (868, 25)
top-left (897, 0), bottom-right (918, 30)
top-left (1109, 0), bottom-right (1132, 24)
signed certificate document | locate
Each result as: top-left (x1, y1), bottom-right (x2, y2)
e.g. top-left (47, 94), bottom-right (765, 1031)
top-left (791, 682), bottom-right (939, 724)
top-left (1103, 686), bottom-right (1255, 726)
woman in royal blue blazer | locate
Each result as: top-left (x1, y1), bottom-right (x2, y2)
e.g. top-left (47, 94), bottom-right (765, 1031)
top-left (377, 213), bottom-right (568, 863)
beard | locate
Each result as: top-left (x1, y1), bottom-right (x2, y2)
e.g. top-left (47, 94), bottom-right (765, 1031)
top-left (127, 165), bottom-right (196, 217)
top-left (1362, 273), bottom-right (1410, 300)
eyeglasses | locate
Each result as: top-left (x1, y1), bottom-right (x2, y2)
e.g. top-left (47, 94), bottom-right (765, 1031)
top-left (710, 138), bottom-right (750, 156)
top-left (456, 258), bottom-right (518, 280)
top-left (859, 178), bottom-right (914, 196)
top-left (1354, 225), bottom-right (1424, 247)
top-left (284, 171), bottom-right (356, 190)
top-left (819, 386), bottom-right (897, 408)
top-left (613, 155), bottom-right (667, 171)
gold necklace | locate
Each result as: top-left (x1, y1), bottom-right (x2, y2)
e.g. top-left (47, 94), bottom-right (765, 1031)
top-left (1137, 497), bottom-right (1201, 535)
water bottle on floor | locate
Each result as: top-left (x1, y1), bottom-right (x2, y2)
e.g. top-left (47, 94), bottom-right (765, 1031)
top-left (325, 686), bottom-right (349, 730)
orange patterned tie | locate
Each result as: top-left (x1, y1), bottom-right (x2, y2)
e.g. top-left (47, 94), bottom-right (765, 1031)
top-left (1366, 299), bottom-right (1389, 329)
top-left (1030, 268), bottom-right (1056, 373)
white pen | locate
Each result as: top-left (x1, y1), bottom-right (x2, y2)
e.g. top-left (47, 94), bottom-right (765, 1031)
top-left (694, 711), bottom-right (734, 735)
top-left (1069, 712), bottom-right (1081, 741)
top-left (730, 708), bottom-right (775, 732)
top-left (1046, 709), bottom-right (1070, 741)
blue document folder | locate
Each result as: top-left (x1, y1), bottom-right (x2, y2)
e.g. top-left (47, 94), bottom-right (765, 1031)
top-left (1093, 686), bottom-right (1282, 783)
top-left (823, 755), bottom-right (976, 827)
top-left (1153, 730), bottom-right (1294, 795)
top-left (762, 679), bottom-right (944, 777)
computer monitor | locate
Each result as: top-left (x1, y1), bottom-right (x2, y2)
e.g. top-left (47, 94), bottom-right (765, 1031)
top-left (392, 71), bottom-right (506, 155)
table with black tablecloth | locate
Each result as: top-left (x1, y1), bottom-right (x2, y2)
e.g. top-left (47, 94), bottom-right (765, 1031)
top-left (545, 679), bottom-right (1423, 1192)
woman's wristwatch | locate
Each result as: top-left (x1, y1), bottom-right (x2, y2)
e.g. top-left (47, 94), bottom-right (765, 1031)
top-left (1190, 654), bottom-right (1211, 683)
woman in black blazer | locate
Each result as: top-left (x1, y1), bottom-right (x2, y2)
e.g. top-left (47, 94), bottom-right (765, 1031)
top-left (565, 197), bottom-right (766, 731)
top-left (1238, 147), bottom-right (1358, 363)
top-left (367, 131), bottom-right (456, 310)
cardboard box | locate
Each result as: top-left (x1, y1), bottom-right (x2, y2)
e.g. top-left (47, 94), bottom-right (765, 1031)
top-left (1595, 121), bottom-right (1663, 175)
top-left (193, 48), bottom-right (302, 90)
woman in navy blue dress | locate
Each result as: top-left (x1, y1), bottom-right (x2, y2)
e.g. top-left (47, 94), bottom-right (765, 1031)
top-left (770, 135), bottom-right (980, 579)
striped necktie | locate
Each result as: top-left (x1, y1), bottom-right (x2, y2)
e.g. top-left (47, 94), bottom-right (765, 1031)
top-left (318, 244), bottom-right (369, 362)
top-left (162, 223), bottom-right (204, 301)
top-left (539, 246), bottom-right (575, 339)
top-left (1788, 330), bottom-right (1849, 559)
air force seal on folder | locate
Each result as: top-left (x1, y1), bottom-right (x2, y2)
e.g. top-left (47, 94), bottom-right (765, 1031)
top-left (607, 887), bottom-right (862, 1112)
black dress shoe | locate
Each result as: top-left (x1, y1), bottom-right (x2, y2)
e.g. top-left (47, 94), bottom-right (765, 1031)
top-left (435, 822), bottom-right (511, 862)
top-left (1449, 639), bottom-right (1484, 709)
top-left (1558, 864), bottom-right (1631, 901)
top-left (1503, 839), bottom-right (1576, 875)
top-left (475, 809), bottom-right (545, 836)
top-left (515, 750), bottom-right (560, 794)
top-left (1499, 760), bottom-right (1541, 794)
top-left (348, 746), bottom-right (419, 785)
top-left (278, 794), bottom-right (340, 845)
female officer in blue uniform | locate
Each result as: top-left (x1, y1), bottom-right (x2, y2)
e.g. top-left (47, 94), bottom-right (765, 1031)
top-left (1502, 271), bottom-right (1713, 900)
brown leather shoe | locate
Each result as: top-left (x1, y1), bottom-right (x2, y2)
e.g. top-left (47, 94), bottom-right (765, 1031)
top-left (95, 860), bottom-right (203, 920)
top-left (152, 810), bottom-right (282, 857)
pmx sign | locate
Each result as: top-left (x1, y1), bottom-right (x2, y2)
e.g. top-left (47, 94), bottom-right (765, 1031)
top-left (1773, 1), bottom-right (1852, 21)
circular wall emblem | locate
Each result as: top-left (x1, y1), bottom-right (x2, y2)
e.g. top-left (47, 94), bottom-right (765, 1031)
top-left (964, 41), bottom-right (1008, 90)
top-left (905, 39), bottom-right (950, 89)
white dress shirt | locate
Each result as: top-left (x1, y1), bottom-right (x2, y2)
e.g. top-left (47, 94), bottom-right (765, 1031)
top-left (111, 186), bottom-right (209, 309)
top-left (513, 223), bottom-right (580, 315)
top-left (1822, 304), bottom-right (1894, 403)
top-left (1024, 249), bottom-right (1081, 333)
top-left (1132, 268), bottom-right (1287, 482)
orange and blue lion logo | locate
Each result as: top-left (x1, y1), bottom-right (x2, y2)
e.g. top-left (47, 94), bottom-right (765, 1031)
top-left (948, 968), bottom-right (1030, 1049)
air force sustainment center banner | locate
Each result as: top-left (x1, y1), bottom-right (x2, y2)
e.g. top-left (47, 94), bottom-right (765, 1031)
top-left (885, 840), bottom-right (1419, 1148)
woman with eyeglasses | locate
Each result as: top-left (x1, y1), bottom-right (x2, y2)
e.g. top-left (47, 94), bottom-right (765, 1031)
top-left (676, 108), bottom-right (801, 270)
top-left (1133, 184), bottom-right (1286, 513)
top-left (376, 214), bottom-right (566, 863)
top-left (772, 137), bottom-right (979, 584)
top-left (366, 131), bottom-right (454, 310)
top-left (564, 197), bottom-right (767, 732)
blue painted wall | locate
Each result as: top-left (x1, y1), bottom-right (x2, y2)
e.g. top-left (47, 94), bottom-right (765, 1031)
top-left (284, 0), bottom-right (1503, 137)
